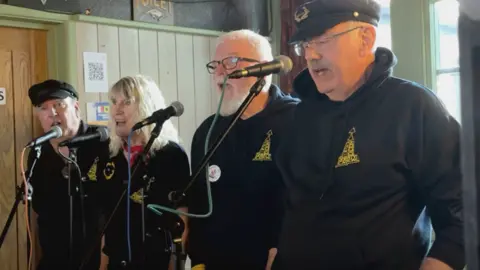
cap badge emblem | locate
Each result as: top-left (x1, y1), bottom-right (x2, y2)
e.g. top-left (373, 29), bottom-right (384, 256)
top-left (295, 6), bottom-right (310, 23)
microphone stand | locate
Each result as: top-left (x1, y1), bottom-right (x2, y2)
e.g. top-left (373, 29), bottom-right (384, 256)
top-left (64, 147), bottom-right (87, 270)
top-left (0, 146), bottom-right (40, 255)
top-left (170, 77), bottom-right (266, 206)
top-left (169, 216), bottom-right (186, 270)
top-left (66, 147), bottom-right (77, 270)
top-left (79, 122), bottom-right (163, 269)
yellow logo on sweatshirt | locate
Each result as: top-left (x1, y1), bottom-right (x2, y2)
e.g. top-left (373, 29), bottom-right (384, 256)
top-left (335, 127), bottom-right (360, 168)
top-left (253, 130), bottom-right (273, 161)
top-left (87, 157), bottom-right (99, 181)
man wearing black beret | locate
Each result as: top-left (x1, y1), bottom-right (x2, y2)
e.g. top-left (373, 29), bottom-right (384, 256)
top-left (27, 79), bottom-right (108, 270)
top-left (272, 0), bottom-right (465, 269)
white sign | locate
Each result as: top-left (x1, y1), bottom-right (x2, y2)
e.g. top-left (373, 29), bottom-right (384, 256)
top-left (0, 87), bottom-right (5, 105)
top-left (83, 52), bottom-right (108, 93)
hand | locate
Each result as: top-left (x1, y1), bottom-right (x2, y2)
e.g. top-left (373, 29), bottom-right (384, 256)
top-left (420, 257), bottom-right (453, 270)
top-left (265, 248), bottom-right (277, 270)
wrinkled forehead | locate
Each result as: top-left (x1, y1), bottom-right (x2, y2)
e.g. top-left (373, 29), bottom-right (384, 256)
top-left (214, 38), bottom-right (260, 60)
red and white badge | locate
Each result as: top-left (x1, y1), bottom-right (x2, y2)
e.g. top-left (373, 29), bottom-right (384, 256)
top-left (208, 165), bottom-right (221, 182)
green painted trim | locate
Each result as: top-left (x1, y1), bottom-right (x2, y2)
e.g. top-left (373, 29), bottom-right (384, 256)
top-left (0, 19), bottom-right (50, 29)
top-left (390, 0), bottom-right (434, 88)
top-left (72, 14), bottom-right (224, 37)
top-left (425, 0), bottom-right (438, 91)
top-left (56, 21), bottom-right (78, 88)
top-left (0, 4), bottom-right (70, 23)
top-left (47, 25), bottom-right (59, 79)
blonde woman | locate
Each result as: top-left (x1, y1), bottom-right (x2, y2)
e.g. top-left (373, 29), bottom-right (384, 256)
top-left (98, 75), bottom-right (189, 270)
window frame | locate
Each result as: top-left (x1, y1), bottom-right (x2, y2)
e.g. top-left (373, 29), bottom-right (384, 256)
top-left (430, 0), bottom-right (460, 91)
top-left (430, 0), bottom-right (462, 121)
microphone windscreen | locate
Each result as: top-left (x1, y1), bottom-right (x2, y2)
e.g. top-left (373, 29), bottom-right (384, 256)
top-left (98, 126), bottom-right (109, 142)
top-left (277, 55), bottom-right (293, 75)
top-left (51, 125), bottom-right (63, 138)
top-left (171, 101), bottom-right (184, 117)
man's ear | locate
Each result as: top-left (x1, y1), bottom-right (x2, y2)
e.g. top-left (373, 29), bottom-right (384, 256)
top-left (73, 99), bottom-right (81, 117)
top-left (360, 26), bottom-right (376, 55)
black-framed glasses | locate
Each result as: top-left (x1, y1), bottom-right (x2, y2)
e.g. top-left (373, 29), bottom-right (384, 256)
top-left (293, 27), bottom-right (363, 56)
top-left (206, 56), bottom-right (259, 74)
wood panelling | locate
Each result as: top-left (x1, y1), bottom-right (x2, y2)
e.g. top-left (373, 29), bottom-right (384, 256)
top-left (0, 49), bottom-right (16, 270)
top-left (97, 24), bottom-right (120, 102)
top-left (12, 50), bottom-right (31, 270)
top-left (75, 22), bottom-right (218, 159)
top-left (157, 31), bottom-right (179, 131)
top-left (0, 26), bottom-right (48, 270)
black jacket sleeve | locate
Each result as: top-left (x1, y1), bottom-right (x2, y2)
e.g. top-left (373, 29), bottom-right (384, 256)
top-left (407, 91), bottom-right (465, 269)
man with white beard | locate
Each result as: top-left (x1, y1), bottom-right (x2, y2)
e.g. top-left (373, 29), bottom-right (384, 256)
top-left (185, 29), bottom-right (299, 270)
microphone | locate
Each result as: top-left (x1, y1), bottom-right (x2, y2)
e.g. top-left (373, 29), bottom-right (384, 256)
top-left (131, 101), bottom-right (184, 131)
top-left (227, 55), bottom-right (293, 79)
top-left (58, 126), bottom-right (109, 148)
top-left (25, 125), bottom-right (62, 148)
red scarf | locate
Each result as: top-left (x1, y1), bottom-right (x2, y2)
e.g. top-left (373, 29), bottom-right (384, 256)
top-left (122, 144), bottom-right (144, 165)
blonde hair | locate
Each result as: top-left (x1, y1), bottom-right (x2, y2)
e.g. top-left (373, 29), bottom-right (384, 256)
top-left (108, 75), bottom-right (180, 157)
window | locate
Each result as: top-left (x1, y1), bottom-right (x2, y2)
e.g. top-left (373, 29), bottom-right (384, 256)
top-left (377, 0), bottom-right (392, 49)
top-left (432, 0), bottom-right (461, 122)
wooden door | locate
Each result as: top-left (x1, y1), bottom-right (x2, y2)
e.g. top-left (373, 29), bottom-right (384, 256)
top-left (0, 26), bottom-right (48, 270)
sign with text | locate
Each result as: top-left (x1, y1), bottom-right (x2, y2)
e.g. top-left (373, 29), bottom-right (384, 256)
top-left (133, 0), bottom-right (174, 25)
top-left (0, 87), bottom-right (5, 105)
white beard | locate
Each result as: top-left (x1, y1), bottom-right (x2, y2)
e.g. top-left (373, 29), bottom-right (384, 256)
top-left (218, 90), bottom-right (249, 116)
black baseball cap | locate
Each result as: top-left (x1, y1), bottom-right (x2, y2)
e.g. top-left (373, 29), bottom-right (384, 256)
top-left (289, 0), bottom-right (381, 44)
top-left (28, 79), bottom-right (78, 106)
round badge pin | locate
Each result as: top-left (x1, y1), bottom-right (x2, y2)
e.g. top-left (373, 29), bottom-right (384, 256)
top-left (208, 165), bottom-right (221, 182)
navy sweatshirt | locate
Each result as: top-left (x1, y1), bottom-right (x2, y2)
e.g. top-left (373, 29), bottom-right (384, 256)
top-left (273, 48), bottom-right (465, 270)
top-left (187, 85), bottom-right (299, 269)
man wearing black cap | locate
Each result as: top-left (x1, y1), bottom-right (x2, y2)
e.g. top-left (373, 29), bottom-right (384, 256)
top-left (27, 79), bottom-right (107, 270)
top-left (272, 0), bottom-right (465, 270)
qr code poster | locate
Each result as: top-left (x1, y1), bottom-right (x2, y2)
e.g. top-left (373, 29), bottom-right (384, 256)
top-left (83, 52), bottom-right (109, 93)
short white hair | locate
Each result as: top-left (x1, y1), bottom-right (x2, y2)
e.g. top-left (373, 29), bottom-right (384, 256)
top-left (108, 75), bottom-right (180, 157)
top-left (216, 29), bottom-right (274, 62)
top-left (216, 29), bottom-right (274, 90)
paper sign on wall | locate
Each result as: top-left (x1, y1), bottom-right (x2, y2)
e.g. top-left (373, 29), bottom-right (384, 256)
top-left (0, 87), bottom-right (5, 105)
top-left (95, 102), bottom-right (110, 121)
top-left (83, 52), bottom-right (109, 93)
top-left (86, 102), bottom-right (110, 126)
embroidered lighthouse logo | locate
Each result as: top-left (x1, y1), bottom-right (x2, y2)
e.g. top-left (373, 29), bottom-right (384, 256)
top-left (335, 127), bottom-right (360, 168)
top-left (87, 157), bottom-right (99, 181)
top-left (253, 130), bottom-right (273, 161)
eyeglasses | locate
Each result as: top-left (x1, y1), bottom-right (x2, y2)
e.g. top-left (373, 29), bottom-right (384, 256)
top-left (293, 27), bottom-right (363, 56)
top-left (206, 56), bottom-right (259, 74)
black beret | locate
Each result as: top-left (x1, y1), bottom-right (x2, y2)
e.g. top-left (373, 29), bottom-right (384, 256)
top-left (289, 0), bottom-right (381, 44)
top-left (28, 79), bottom-right (78, 106)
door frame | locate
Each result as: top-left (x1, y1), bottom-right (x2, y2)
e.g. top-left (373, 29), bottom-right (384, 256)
top-left (0, 4), bottom-right (76, 86)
